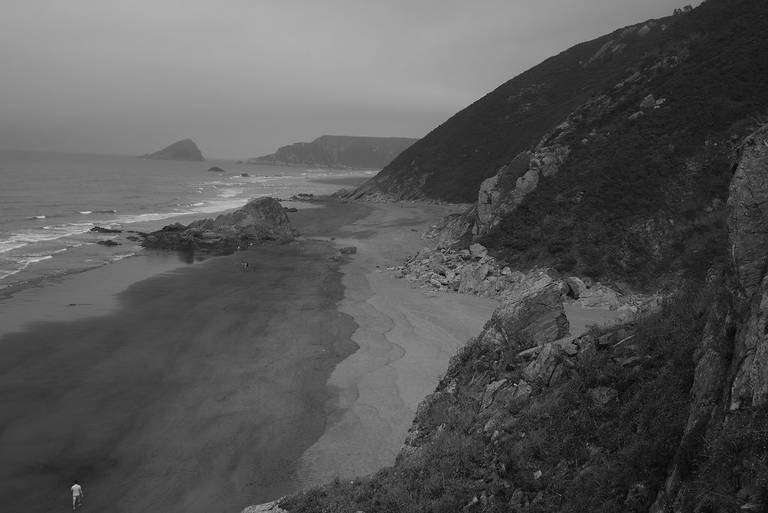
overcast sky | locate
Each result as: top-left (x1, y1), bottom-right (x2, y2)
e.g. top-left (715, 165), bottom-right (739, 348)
top-left (0, 1), bottom-right (696, 159)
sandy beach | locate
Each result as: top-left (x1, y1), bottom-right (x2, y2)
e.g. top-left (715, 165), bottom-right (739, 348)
top-left (0, 199), bottom-right (498, 513)
top-left (296, 203), bottom-right (498, 486)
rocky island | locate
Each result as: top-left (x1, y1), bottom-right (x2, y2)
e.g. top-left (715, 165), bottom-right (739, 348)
top-left (248, 135), bottom-right (418, 169)
top-left (141, 138), bottom-right (205, 161)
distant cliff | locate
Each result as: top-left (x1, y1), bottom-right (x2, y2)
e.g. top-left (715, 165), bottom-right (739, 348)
top-left (141, 139), bottom-right (205, 161)
top-left (248, 135), bottom-right (417, 169)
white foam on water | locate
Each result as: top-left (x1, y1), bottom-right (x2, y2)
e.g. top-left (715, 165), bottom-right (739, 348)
top-left (0, 241), bottom-right (28, 254)
top-left (0, 254), bottom-right (55, 281)
top-left (111, 211), bottom-right (192, 225)
top-left (191, 197), bottom-right (253, 214)
top-left (216, 187), bottom-right (244, 199)
top-left (0, 223), bottom-right (95, 253)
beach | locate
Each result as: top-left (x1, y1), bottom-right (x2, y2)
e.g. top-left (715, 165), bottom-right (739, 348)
top-left (0, 199), bottom-right (497, 513)
top-left (296, 202), bottom-right (498, 486)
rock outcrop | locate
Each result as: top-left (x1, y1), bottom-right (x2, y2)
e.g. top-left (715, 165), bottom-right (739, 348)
top-left (479, 270), bottom-right (569, 350)
top-left (647, 125), bottom-right (768, 512)
top-left (248, 135), bottom-right (417, 169)
top-left (141, 138), bottom-right (204, 161)
top-left (141, 197), bottom-right (294, 251)
top-left (388, 243), bottom-right (652, 317)
top-left (727, 125), bottom-right (768, 299)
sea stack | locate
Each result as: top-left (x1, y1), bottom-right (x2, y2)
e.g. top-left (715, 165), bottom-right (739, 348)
top-left (141, 138), bottom-right (205, 161)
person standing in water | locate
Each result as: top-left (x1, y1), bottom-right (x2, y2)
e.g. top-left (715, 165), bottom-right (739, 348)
top-left (71, 480), bottom-right (84, 510)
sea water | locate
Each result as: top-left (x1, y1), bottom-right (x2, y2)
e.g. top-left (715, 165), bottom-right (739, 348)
top-left (0, 150), bottom-right (373, 291)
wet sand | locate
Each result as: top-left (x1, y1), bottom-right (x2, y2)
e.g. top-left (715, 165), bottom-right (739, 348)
top-left (0, 201), bottom-right (370, 513)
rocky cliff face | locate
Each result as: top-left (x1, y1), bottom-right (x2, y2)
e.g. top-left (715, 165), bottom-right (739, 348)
top-left (142, 197), bottom-right (294, 251)
top-left (141, 138), bottom-right (205, 161)
top-left (249, 135), bottom-right (417, 169)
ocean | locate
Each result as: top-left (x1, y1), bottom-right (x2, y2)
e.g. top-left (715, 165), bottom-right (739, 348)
top-left (0, 150), bottom-right (373, 292)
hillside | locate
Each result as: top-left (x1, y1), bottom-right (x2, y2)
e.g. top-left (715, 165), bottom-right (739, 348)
top-left (352, 14), bottom-right (680, 202)
top-left (249, 135), bottom-right (417, 169)
top-left (279, 122), bottom-right (768, 513)
top-left (141, 138), bottom-right (205, 161)
top-left (353, 0), bottom-right (768, 289)
top-left (249, 1), bottom-right (768, 512)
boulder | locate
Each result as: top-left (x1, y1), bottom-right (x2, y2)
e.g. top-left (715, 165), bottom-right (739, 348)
top-left (208, 166), bottom-right (225, 172)
top-left (458, 263), bottom-right (490, 293)
top-left (481, 379), bottom-right (508, 410)
top-left (640, 93), bottom-right (657, 108)
top-left (522, 343), bottom-right (567, 384)
top-left (339, 246), bottom-right (357, 255)
top-left (90, 226), bottom-right (122, 234)
top-left (564, 276), bottom-right (587, 298)
top-left (576, 284), bottom-right (621, 309)
top-left (469, 243), bottom-right (488, 259)
top-left (478, 270), bottom-right (569, 351)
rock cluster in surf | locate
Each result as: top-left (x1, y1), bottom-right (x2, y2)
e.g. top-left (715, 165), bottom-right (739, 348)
top-left (142, 197), bottom-right (295, 251)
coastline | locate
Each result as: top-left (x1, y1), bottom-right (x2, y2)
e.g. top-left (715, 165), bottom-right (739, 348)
top-left (0, 200), bottom-right (372, 513)
top-left (0, 195), bottom-right (626, 513)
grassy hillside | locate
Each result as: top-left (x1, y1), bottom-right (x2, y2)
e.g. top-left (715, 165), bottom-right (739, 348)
top-left (355, 11), bottom-right (682, 202)
top-left (482, 0), bottom-right (768, 286)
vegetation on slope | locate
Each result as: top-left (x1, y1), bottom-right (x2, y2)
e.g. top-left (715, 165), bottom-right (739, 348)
top-left (482, 0), bottom-right (768, 286)
top-left (355, 9), bottom-right (683, 202)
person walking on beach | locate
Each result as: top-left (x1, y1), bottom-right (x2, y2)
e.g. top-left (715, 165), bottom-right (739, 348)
top-left (71, 480), bottom-right (84, 510)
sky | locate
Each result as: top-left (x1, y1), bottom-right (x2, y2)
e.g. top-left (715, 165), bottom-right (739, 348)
top-left (0, 1), bottom-right (698, 159)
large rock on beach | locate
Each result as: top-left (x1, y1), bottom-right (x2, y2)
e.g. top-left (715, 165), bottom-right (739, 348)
top-left (477, 270), bottom-right (569, 351)
top-left (142, 197), bottom-right (294, 251)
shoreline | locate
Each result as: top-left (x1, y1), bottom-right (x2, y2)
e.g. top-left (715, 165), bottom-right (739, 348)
top-left (0, 200), bottom-right (327, 301)
top-left (0, 197), bottom-right (628, 513)
top-left (0, 200), bottom-right (372, 513)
